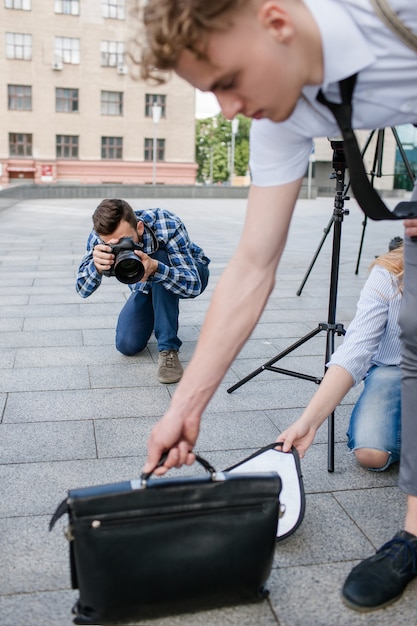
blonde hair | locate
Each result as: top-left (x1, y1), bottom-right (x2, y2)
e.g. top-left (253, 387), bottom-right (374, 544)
top-left (370, 243), bottom-right (404, 291)
top-left (131, 0), bottom-right (250, 83)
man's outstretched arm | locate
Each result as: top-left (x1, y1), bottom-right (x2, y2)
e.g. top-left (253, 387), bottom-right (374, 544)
top-left (143, 179), bottom-right (303, 474)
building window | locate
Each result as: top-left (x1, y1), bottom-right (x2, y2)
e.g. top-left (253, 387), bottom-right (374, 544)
top-left (6, 32), bottom-right (32, 60)
top-left (144, 138), bottom-right (165, 162)
top-left (101, 91), bottom-right (123, 115)
top-left (4, 0), bottom-right (32, 11)
top-left (56, 135), bottom-right (79, 158)
top-left (102, 0), bottom-right (124, 19)
top-left (56, 88), bottom-right (79, 113)
top-left (100, 41), bottom-right (124, 67)
top-left (9, 132), bottom-right (32, 157)
top-left (55, 37), bottom-right (80, 64)
top-left (8, 85), bottom-right (32, 110)
top-left (145, 94), bottom-right (166, 118)
top-left (5, 0), bottom-right (31, 9)
top-left (101, 137), bottom-right (123, 159)
top-left (54, 0), bottom-right (79, 15)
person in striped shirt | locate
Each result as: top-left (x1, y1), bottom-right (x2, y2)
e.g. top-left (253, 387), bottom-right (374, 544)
top-left (278, 241), bottom-right (404, 471)
top-left (76, 199), bottom-right (210, 384)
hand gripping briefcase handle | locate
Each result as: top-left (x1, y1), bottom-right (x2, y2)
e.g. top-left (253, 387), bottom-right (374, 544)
top-left (49, 452), bottom-right (218, 531)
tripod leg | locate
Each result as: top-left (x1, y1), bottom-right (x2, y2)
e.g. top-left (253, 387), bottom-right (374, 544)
top-left (355, 215), bottom-right (367, 275)
top-left (296, 216), bottom-right (334, 296)
top-left (226, 326), bottom-right (323, 393)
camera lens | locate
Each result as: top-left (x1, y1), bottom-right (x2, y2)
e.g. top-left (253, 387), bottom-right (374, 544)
top-left (114, 251), bottom-right (145, 284)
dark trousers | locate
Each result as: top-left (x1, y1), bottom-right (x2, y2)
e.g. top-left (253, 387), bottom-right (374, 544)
top-left (115, 248), bottom-right (209, 355)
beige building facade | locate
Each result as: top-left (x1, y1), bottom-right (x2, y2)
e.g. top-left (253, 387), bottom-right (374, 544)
top-left (0, 0), bottom-right (197, 187)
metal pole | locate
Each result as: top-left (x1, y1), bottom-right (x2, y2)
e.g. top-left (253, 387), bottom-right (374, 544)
top-left (230, 118), bottom-right (239, 185)
top-left (307, 143), bottom-right (315, 199)
top-left (230, 133), bottom-right (235, 185)
top-left (209, 147), bottom-right (214, 184)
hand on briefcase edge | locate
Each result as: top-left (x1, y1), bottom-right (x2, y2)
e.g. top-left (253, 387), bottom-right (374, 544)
top-left (50, 453), bottom-right (282, 625)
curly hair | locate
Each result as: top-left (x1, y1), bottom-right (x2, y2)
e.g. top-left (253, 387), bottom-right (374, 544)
top-left (133, 0), bottom-right (250, 83)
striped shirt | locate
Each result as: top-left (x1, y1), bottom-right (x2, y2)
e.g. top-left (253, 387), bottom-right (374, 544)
top-left (328, 265), bottom-right (402, 385)
top-left (76, 208), bottom-right (210, 299)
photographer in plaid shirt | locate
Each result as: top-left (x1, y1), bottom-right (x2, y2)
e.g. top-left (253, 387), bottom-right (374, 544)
top-left (76, 199), bottom-right (210, 384)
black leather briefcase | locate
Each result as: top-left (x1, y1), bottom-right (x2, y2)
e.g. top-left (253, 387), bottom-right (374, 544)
top-left (50, 455), bottom-right (281, 625)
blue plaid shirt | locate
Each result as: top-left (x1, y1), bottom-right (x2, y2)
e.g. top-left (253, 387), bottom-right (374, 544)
top-left (76, 208), bottom-right (210, 298)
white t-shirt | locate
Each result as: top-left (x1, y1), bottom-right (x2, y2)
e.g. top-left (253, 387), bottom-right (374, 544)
top-left (250, 0), bottom-right (417, 186)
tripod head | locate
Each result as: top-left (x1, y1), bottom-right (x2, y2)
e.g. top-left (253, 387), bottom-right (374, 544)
top-left (329, 137), bottom-right (347, 172)
top-left (327, 137), bottom-right (349, 210)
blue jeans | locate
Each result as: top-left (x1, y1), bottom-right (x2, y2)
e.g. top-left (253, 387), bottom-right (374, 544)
top-left (115, 248), bottom-right (209, 355)
top-left (346, 365), bottom-right (402, 471)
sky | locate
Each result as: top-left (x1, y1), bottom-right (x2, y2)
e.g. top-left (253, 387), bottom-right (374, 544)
top-left (195, 90), bottom-right (221, 119)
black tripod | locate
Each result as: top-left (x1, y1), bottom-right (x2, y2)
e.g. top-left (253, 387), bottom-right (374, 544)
top-left (227, 140), bottom-right (349, 472)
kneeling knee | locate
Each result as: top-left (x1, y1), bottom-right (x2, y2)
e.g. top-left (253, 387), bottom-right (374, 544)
top-left (354, 448), bottom-right (390, 469)
top-left (116, 338), bottom-right (147, 356)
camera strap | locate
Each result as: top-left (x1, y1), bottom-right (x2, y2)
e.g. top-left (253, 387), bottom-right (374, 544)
top-left (143, 224), bottom-right (160, 254)
top-left (317, 76), bottom-right (417, 221)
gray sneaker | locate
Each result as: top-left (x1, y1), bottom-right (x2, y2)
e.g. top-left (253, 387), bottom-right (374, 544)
top-left (157, 350), bottom-right (183, 384)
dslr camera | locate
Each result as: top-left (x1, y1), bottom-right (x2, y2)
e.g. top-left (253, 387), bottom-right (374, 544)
top-left (102, 237), bottom-right (145, 284)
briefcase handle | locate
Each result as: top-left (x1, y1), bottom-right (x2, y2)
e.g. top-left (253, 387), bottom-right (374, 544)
top-left (49, 455), bottom-right (218, 531)
top-left (140, 452), bottom-right (217, 484)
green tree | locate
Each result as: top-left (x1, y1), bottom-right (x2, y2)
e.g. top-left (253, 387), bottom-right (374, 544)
top-left (196, 113), bottom-right (250, 184)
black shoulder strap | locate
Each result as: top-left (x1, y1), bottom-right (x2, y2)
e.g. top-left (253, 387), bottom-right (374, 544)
top-left (317, 76), bottom-right (417, 221)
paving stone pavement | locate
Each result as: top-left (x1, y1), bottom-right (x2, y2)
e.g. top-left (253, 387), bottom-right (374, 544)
top-left (0, 193), bottom-right (415, 626)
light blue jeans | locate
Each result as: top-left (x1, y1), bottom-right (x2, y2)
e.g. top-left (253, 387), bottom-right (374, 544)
top-left (346, 365), bottom-right (401, 471)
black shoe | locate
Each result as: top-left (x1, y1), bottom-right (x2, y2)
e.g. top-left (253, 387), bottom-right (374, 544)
top-left (342, 530), bottom-right (417, 612)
